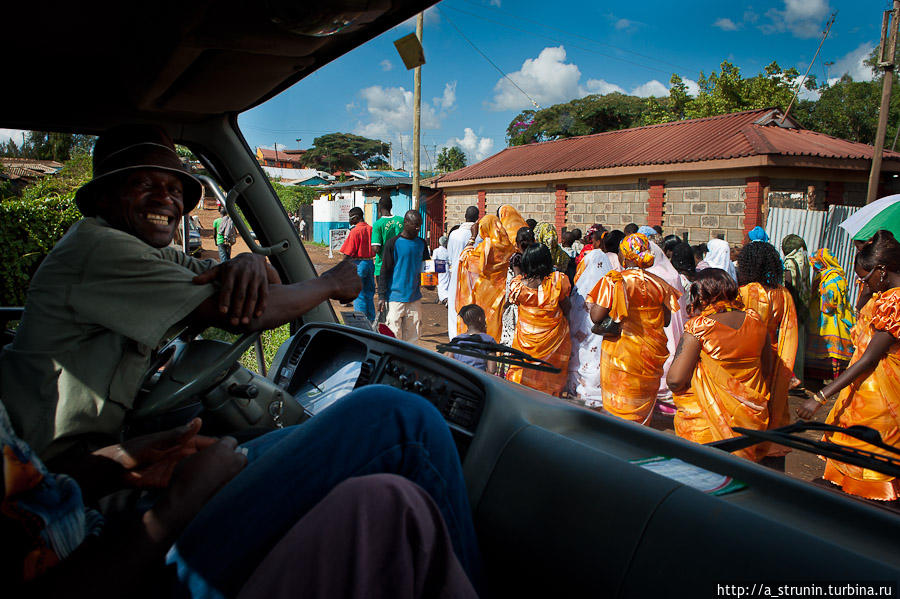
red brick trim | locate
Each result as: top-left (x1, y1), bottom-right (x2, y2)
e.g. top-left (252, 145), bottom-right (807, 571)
top-left (477, 190), bottom-right (486, 218)
top-left (648, 180), bottom-right (665, 227)
top-left (825, 181), bottom-right (843, 207)
top-left (442, 191), bottom-right (447, 233)
top-left (554, 184), bottom-right (567, 231)
top-left (744, 176), bottom-right (768, 235)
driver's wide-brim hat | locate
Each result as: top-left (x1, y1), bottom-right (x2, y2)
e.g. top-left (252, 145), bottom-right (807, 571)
top-left (75, 125), bottom-right (204, 216)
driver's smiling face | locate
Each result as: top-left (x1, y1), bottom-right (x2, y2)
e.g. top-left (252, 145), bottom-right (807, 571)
top-left (99, 168), bottom-right (185, 247)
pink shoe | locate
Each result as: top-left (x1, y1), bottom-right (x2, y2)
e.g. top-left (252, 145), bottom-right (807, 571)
top-left (656, 403), bottom-right (676, 416)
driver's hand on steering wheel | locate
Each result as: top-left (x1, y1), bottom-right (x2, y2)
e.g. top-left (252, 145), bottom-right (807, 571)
top-left (321, 259), bottom-right (362, 303)
top-left (193, 253), bottom-right (281, 326)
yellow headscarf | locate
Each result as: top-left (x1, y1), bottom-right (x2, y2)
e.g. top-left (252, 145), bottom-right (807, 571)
top-left (809, 248), bottom-right (843, 275)
top-left (535, 222), bottom-right (570, 271)
top-left (619, 233), bottom-right (655, 268)
top-left (498, 205), bottom-right (527, 246)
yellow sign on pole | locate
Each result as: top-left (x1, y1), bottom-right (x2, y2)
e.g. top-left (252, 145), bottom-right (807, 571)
top-left (394, 32), bottom-right (425, 70)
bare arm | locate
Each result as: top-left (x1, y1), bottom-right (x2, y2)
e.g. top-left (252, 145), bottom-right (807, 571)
top-left (589, 303), bottom-right (610, 324)
top-left (666, 333), bottom-right (701, 393)
top-left (560, 296), bottom-right (571, 318)
top-left (663, 305), bottom-right (671, 328)
top-left (190, 260), bottom-right (360, 333)
top-left (797, 330), bottom-right (895, 419)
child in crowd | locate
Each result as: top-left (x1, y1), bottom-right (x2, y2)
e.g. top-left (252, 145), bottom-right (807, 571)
top-left (452, 304), bottom-right (497, 374)
top-left (561, 231), bottom-right (578, 258)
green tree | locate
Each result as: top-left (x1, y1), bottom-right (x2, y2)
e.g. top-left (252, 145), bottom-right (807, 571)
top-left (436, 146), bottom-right (467, 172)
top-left (303, 133), bottom-right (389, 172)
top-left (506, 93), bottom-right (646, 145)
top-left (793, 75), bottom-right (894, 144)
top-left (270, 180), bottom-right (319, 214)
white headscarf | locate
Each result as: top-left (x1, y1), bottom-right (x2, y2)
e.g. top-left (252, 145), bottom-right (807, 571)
top-left (567, 249), bottom-right (612, 407)
top-left (646, 242), bottom-right (688, 402)
top-left (705, 238), bottom-right (737, 282)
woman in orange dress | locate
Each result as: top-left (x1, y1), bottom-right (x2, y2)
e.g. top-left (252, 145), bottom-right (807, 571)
top-left (506, 244), bottom-right (572, 396)
top-left (455, 215), bottom-right (514, 340)
top-left (587, 233), bottom-right (680, 424)
top-left (667, 268), bottom-right (773, 462)
top-left (736, 241), bottom-right (798, 444)
top-left (797, 230), bottom-right (900, 501)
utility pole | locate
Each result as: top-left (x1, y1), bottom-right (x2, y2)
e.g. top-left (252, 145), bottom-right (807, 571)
top-left (412, 11), bottom-right (424, 209)
top-left (868, 1), bottom-right (900, 204)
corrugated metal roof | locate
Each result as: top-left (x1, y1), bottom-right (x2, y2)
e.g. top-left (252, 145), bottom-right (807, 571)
top-left (438, 108), bottom-right (900, 183)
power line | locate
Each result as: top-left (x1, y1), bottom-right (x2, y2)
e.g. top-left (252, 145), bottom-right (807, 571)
top-left (781, 11), bottom-right (837, 123)
top-left (448, 1), bottom-right (696, 75)
top-left (437, 6), bottom-right (543, 110)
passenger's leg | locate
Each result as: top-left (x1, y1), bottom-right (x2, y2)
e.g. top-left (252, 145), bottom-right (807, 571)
top-left (386, 301), bottom-right (404, 339)
top-left (236, 475), bottom-right (477, 599)
top-left (170, 386), bottom-right (481, 597)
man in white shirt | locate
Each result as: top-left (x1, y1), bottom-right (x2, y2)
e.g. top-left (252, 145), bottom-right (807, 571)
top-left (432, 235), bottom-right (450, 305)
top-left (446, 206), bottom-right (479, 339)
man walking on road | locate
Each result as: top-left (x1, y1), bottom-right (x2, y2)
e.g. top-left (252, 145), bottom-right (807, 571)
top-left (371, 196), bottom-right (404, 320)
top-left (340, 206), bottom-right (376, 322)
top-left (447, 206), bottom-right (478, 339)
top-left (379, 210), bottom-right (429, 342)
top-left (433, 235), bottom-right (450, 305)
top-left (213, 204), bottom-right (235, 262)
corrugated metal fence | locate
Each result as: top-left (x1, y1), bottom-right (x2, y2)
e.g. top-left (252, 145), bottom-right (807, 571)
top-left (766, 205), bottom-right (861, 307)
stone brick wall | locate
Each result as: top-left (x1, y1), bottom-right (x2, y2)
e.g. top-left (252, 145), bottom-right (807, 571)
top-left (663, 182), bottom-right (746, 244)
top-left (444, 190), bottom-right (478, 227)
top-left (564, 184), bottom-right (650, 230)
top-left (481, 188), bottom-right (556, 224)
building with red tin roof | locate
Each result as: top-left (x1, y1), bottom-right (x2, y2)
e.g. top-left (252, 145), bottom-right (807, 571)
top-left (433, 108), bottom-right (900, 244)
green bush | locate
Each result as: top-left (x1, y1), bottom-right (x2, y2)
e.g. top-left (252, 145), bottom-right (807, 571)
top-left (202, 324), bottom-right (292, 373)
top-left (0, 154), bottom-right (90, 305)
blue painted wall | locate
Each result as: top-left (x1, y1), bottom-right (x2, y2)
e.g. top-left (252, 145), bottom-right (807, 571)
top-left (314, 221), bottom-right (349, 244)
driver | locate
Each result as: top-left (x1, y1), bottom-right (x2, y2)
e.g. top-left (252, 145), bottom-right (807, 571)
top-left (0, 125), bottom-right (361, 460)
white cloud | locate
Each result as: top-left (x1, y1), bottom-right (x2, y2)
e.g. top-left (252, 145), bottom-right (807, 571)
top-left (682, 77), bottom-right (700, 96)
top-left (488, 46), bottom-right (586, 111)
top-left (586, 78), bottom-right (626, 95)
top-left (489, 0), bottom-right (501, 6)
top-left (0, 129), bottom-right (27, 145)
top-left (380, 59), bottom-right (393, 72)
top-left (830, 42), bottom-right (876, 82)
top-left (743, 9), bottom-right (759, 24)
top-left (631, 80), bottom-right (669, 97)
top-left (713, 18), bottom-right (739, 31)
top-left (447, 128), bottom-right (495, 162)
top-left (615, 18), bottom-right (634, 31)
top-left (434, 81), bottom-right (457, 110)
top-left (762, 0), bottom-right (831, 38)
top-left (354, 85), bottom-right (441, 140)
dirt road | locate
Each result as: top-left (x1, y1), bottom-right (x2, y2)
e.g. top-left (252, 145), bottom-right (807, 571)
top-left (194, 206), bottom-right (827, 484)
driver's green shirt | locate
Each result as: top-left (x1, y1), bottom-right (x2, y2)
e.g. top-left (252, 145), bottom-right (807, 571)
top-left (0, 217), bottom-right (217, 459)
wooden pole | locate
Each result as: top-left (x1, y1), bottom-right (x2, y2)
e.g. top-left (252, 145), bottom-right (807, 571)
top-left (867, 3), bottom-right (899, 204)
top-left (412, 12), bottom-right (423, 210)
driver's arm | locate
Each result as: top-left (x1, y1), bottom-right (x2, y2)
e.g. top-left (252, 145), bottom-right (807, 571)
top-left (188, 260), bottom-right (360, 333)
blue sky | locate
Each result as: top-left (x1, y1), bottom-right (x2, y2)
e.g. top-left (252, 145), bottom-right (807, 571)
top-left (0, 1), bottom-right (887, 168)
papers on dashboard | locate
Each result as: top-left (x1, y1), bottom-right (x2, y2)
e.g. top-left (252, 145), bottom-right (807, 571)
top-left (631, 456), bottom-right (746, 496)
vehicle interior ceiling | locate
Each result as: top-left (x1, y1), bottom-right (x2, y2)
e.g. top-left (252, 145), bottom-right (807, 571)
top-left (5, 1), bottom-right (900, 594)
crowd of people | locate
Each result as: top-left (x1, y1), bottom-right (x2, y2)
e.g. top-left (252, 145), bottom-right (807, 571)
top-left (434, 205), bottom-right (900, 503)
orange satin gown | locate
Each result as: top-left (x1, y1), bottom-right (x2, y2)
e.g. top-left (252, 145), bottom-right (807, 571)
top-left (455, 215), bottom-right (515, 340)
top-left (672, 310), bottom-right (772, 462)
top-left (505, 271), bottom-right (571, 396)
top-left (588, 269), bottom-right (680, 424)
top-left (498, 205), bottom-right (528, 246)
top-left (739, 283), bottom-right (798, 449)
top-left (822, 287), bottom-right (900, 501)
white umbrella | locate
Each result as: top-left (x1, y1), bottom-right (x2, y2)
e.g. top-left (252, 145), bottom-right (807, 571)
top-left (839, 194), bottom-right (900, 238)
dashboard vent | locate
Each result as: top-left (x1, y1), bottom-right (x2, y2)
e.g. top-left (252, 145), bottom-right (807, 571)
top-left (446, 390), bottom-right (481, 429)
top-left (355, 358), bottom-right (377, 388)
top-left (288, 334), bottom-right (311, 366)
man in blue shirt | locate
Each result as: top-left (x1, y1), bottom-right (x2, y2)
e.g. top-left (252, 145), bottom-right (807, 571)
top-left (379, 210), bottom-right (430, 341)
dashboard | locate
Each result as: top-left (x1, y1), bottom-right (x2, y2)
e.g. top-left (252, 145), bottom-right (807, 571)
top-left (270, 324), bottom-right (485, 455)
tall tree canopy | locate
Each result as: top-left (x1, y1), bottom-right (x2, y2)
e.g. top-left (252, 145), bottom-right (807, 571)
top-left (1, 132), bottom-right (94, 161)
top-left (302, 133), bottom-right (390, 172)
top-left (436, 146), bottom-right (467, 172)
top-left (506, 93), bottom-right (646, 146)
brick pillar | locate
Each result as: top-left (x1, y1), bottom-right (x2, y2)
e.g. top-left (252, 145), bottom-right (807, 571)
top-left (743, 177), bottom-right (768, 236)
top-left (648, 180), bottom-right (665, 227)
top-left (554, 184), bottom-right (567, 232)
top-left (441, 191), bottom-right (447, 233)
top-left (477, 190), bottom-right (486, 218)
top-left (825, 181), bottom-right (843, 207)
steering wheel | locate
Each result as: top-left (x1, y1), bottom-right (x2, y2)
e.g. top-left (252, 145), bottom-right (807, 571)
top-left (132, 331), bottom-right (261, 419)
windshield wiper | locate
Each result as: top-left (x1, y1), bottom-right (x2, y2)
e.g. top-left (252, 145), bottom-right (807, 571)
top-left (708, 421), bottom-right (900, 478)
top-left (435, 337), bottom-right (561, 373)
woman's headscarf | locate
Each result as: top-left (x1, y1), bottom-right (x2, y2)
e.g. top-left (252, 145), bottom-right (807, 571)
top-left (619, 233), bottom-right (655, 269)
top-left (637, 225), bottom-right (658, 238)
top-left (810, 248), bottom-right (844, 275)
top-left (498, 205), bottom-right (527, 246)
top-left (748, 226), bottom-right (769, 243)
top-left (705, 238), bottom-right (737, 281)
top-left (534, 222), bottom-right (570, 271)
top-left (781, 234), bottom-right (810, 310)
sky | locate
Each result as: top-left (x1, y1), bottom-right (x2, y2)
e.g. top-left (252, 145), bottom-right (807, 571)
top-left (1, 0), bottom-right (889, 169)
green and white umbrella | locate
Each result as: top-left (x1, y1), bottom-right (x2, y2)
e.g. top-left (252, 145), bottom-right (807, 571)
top-left (839, 194), bottom-right (900, 241)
